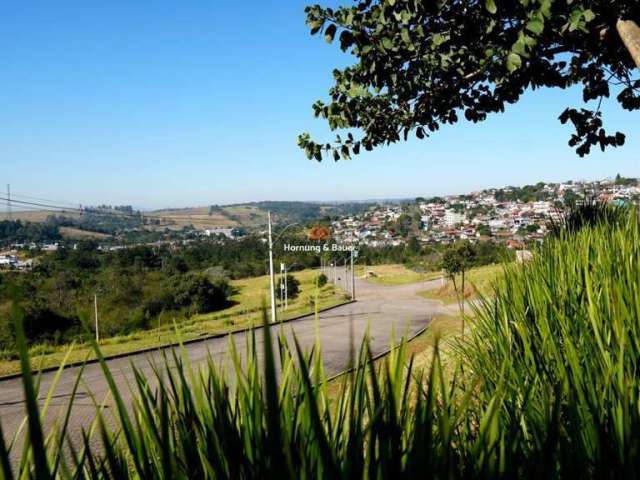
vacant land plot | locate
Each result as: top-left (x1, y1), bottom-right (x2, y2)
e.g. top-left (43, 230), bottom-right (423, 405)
top-left (0, 210), bottom-right (81, 222)
top-left (355, 264), bottom-right (442, 286)
top-left (59, 226), bottom-right (109, 240)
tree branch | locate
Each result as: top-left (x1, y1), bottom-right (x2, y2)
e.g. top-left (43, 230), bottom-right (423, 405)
top-left (617, 19), bottom-right (640, 68)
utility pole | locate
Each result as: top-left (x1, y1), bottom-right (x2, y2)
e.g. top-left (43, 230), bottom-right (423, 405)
top-left (283, 263), bottom-right (288, 310)
top-left (94, 294), bottom-right (99, 342)
top-left (343, 259), bottom-right (348, 291)
top-left (267, 212), bottom-right (277, 323)
top-left (333, 261), bottom-right (337, 286)
top-left (350, 249), bottom-right (355, 300)
top-left (6, 184), bottom-right (11, 221)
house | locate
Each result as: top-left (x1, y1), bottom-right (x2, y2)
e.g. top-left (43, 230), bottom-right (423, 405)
top-left (444, 209), bottom-right (465, 227)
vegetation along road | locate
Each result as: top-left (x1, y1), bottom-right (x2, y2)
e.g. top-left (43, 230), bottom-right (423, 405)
top-left (0, 270), bottom-right (449, 452)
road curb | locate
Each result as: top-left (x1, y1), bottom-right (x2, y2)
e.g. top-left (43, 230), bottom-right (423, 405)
top-left (324, 319), bottom-right (432, 384)
top-left (0, 299), bottom-right (356, 381)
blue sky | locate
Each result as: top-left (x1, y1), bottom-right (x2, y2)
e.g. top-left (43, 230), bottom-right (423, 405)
top-left (0, 1), bottom-right (637, 209)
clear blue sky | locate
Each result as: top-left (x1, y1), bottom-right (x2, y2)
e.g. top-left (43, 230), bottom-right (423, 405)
top-left (1, 1), bottom-right (637, 209)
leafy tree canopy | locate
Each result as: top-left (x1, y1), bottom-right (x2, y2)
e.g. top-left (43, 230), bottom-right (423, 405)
top-left (298, 0), bottom-right (640, 160)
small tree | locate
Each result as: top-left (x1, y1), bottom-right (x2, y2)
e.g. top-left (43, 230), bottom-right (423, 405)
top-left (441, 241), bottom-right (477, 333)
top-left (285, 274), bottom-right (301, 300)
top-left (316, 273), bottom-right (328, 288)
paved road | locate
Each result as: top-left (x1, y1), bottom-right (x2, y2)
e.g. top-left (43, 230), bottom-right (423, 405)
top-left (0, 271), bottom-right (449, 457)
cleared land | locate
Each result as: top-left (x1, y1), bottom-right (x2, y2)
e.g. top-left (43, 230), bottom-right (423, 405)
top-left (147, 205), bottom-right (267, 229)
top-left (355, 263), bottom-right (442, 285)
top-left (0, 269), bottom-right (346, 376)
top-left (59, 226), bottom-right (109, 240)
top-left (0, 210), bottom-right (81, 222)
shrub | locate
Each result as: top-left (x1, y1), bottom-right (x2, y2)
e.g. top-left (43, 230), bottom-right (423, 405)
top-left (169, 273), bottom-right (231, 315)
top-left (284, 274), bottom-right (300, 300)
top-left (316, 272), bottom-right (328, 288)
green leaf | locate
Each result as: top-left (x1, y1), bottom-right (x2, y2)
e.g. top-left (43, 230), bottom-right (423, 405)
top-left (507, 53), bottom-right (522, 72)
top-left (512, 37), bottom-right (527, 56)
top-left (526, 19), bottom-right (544, 35)
top-left (324, 24), bottom-right (337, 43)
top-left (432, 33), bottom-right (446, 46)
top-left (401, 28), bottom-right (411, 45)
top-left (485, 0), bottom-right (497, 14)
top-left (582, 9), bottom-right (596, 23)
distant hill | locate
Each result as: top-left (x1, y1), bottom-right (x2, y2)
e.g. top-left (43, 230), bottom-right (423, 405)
top-left (147, 204), bottom-right (267, 229)
top-left (148, 201), bottom-right (376, 229)
top-left (0, 201), bottom-right (376, 238)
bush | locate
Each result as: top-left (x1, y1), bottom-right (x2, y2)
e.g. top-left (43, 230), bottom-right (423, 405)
top-left (316, 273), bottom-right (328, 288)
top-left (18, 301), bottom-right (81, 345)
top-left (169, 273), bottom-right (231, 315)
top-left (284, 274), bottom-right (300, 300)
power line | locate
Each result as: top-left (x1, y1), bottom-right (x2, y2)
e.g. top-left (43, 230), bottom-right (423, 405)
top-left (0, 201), bottom-right (61, 213)
top-left (10, 192), bottom-right (79, 208)
top-left (0, 197), bottom-right (244, 229)
top-left (0, 193), bottom-right (252, 228)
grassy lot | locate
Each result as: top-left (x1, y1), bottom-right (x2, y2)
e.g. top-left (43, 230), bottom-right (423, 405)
top-left (146, 205), bottom-right (267, 229)
top-left (355, 264), bottom-right (442, 285)
top-left (59, 226), bottom-right (109, 240)
top-left (0, 210), bottom-right (82, 222)
top-left (417, 263), bottom-right (504, 304)
top-left (0, 269), bottom-right (348, 377)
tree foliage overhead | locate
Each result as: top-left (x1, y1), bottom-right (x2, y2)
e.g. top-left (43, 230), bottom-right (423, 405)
top-left (298, 0), bottom-right (640, 160)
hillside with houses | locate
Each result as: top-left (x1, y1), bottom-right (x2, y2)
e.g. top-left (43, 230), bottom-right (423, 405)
top-left (330, 176), bottom-right (640, 248)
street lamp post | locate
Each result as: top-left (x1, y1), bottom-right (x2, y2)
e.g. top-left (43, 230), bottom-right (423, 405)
top-left (267, 212), bottom-right (277, 323)
top-left (266, 213), bottom-right (300, 323)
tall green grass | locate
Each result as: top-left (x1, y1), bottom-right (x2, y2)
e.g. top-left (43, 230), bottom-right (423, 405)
top-left (464, 205), bottom-right (640, 477)
top-left (1, 207), bottom-right (639, 478)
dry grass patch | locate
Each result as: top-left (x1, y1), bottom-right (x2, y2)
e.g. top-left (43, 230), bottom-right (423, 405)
top-left (355, 264), bottom-right (441, 285)
top-left (418, 263), bottom-right (503, 304)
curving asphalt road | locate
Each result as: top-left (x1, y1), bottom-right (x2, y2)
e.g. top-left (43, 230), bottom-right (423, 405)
top-left (0, 270), bottom-right (449, 458)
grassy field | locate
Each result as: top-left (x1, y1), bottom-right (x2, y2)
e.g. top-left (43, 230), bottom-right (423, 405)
top-left (0, 269), bottom-right (347, 377)
top-left (0, 210), bottom-right (81, 222)
top-left (417, 263), bottom-right (504, 304)
top-left (147, 204), bottom-right (267, 229)
top-left (355, 263), bottom-right (442, 285)
top-left (58, 226), bottom-right (109, 240)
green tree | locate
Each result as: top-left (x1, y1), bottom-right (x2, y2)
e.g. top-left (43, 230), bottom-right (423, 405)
top-left (477, 224), bottom-right (492, 236)
top-left (441, 241), bottom-right (477, 330)
top-left (316, 272), bottom-right (328, 288)
top-left (284, 274), bottom-right (301, 300)
top-left (298, 1), bottom-right (639, 160)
